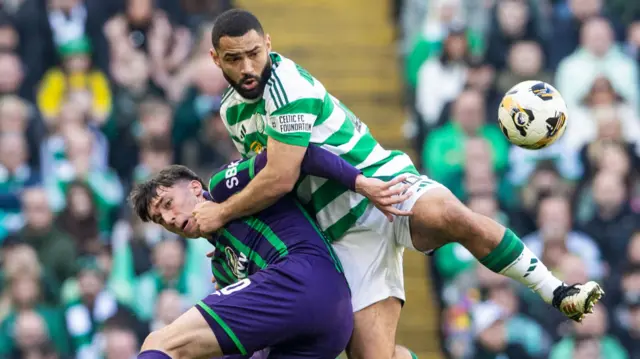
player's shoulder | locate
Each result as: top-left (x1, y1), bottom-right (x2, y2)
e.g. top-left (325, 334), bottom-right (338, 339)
top-left (265, 52), bottom-right (324, 110)
top-left (220, 85), bottom-right (238, 109)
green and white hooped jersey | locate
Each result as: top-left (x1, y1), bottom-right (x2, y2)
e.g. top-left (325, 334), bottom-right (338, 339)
top-left (220, 52), bottom-right (418, 240)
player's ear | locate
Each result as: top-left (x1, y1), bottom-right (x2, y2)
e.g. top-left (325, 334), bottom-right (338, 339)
top-left (264, 34), bottom-right (272, 52)
top-left (210, 49), bottom-right (221, 67)
top-left (190, 180), bottom-right (203, 196)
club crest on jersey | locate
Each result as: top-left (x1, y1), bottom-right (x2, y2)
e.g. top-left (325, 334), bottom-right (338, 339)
top-left (225, 247), bottom-right (248, 279)
top-left (250, 141), bottom-right (265, 154)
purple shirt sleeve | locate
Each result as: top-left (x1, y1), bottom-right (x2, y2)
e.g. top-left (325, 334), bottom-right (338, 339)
top-left (208, 145), bottom-right (362, 203)
top-left (253, 145), bottom-right (361, 191)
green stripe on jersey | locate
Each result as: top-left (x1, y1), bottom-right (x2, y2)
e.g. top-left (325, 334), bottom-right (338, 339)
top-left (225, 100), bottom-right (266, 126)
top-left (197, 301), bottom-right (248, 355)
top-left (208, 159), bottom-right (253, 197)
top-left (212, 242), bottom-right (238, 284)
top-left (273, 73), bottom-right (289, 105)
top-left (221, 87), bottom-right (234, 104)
top-left (243, 217), bottom-right (289, 257)
top-left (325, 199), bottom-right (369, 241)
top-left (296, 64), bottom-right (314, 85)
top-left (315, 93), bottom-right (334, 125)
top-left (293, 201), bottom-right (343, 272)
top-left (248, 155), bottom-right (257, 179)
top-left (221, 229), bottom-right (267, 269)
top-left (272, 98), bottom-right (323, 116)
top-left (220, 52), bottom-right (418, 240)
top-left (211, 262), bottom-right (234, 287)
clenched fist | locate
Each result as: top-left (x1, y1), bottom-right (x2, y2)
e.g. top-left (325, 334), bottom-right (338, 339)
top-left (193, 201), bottom-right (227, 234)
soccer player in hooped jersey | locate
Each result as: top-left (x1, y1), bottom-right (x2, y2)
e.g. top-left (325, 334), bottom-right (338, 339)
top-left (190, 8), bottom-right (604, 359)
top-left (130, 145), bottom-right (411, 359)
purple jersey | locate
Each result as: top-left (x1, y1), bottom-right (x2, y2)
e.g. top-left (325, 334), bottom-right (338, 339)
top-left (193, 145), bottom-right (357, 358)
top-left (205, 145), bottom-right (361, 287)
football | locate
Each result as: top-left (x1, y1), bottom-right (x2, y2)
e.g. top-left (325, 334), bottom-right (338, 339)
top-left (497, 80), bottom-right (568, 150)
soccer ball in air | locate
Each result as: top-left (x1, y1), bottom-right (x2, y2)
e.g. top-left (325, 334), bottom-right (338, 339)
top-left (497, 80), bottom-right (568, 150)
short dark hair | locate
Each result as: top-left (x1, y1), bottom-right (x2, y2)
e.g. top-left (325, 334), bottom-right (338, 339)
top-left (128, 165), bottom-right (206, 222)
top-left (140, 136), bottom-right (173, 154)
top-left (211, 9), bottom-right (264, 49)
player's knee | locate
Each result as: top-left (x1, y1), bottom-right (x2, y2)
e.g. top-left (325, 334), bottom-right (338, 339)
top-left (141, 328), bottom-right (190, 359)
top-left (432, 191), bottom-right (478, 240)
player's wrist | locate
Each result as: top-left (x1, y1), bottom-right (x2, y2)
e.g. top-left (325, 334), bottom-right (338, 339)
top-left (354, 174), bottom-right (366, 194)
top-left (217, 202), bottom-right (233, 224)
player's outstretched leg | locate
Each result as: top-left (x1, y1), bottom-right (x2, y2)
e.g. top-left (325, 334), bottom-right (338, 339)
top-left (138, 307), bottom-right (224, 359)
top-left (406, 187), bottom-right (603, 322)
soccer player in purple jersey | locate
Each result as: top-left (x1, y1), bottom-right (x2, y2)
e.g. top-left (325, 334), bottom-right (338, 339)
top-left (129, 145), bottom-right (409, 359)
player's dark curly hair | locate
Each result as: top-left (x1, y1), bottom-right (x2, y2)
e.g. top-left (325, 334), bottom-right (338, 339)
top-left (128, 165), bottom-right (207, 222)
top-left (211, 9), bottom-right (264, 49)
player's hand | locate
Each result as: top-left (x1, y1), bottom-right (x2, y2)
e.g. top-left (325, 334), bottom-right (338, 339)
top-left (193, 201), bottom-right (227, 234)
top-left (354, 175), bottom-right (413, 222)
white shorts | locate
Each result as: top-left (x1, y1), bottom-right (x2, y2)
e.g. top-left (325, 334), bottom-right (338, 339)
top-left (330, 174), bottom-right (444, 312)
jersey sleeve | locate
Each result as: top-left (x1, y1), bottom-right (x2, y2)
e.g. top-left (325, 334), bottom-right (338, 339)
top-left (208, 145), bottom-right (362, 203)
top-left (264, 66), bottom-right (324, 147)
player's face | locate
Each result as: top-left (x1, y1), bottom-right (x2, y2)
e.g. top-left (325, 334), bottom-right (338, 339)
top-left (211, 30), bottom-right (272, 100)
top-left (148, 180), bottom-right (204, 238)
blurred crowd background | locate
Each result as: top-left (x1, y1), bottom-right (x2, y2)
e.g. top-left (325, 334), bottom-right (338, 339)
top-left (0, 0), bottom-right (238, 358)
top-left (394, 0), bottom-right (640, 358)
top-left (0, 0), bottom-right (639, 358)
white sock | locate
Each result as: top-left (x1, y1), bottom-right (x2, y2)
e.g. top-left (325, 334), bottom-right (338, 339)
top-left (499, 246), bottom-right (564, 304)
top-left (480, 229), bottom-right (564, 304)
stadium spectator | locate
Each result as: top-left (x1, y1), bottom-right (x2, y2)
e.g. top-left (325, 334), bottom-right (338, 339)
top-left (484, 0), bottom-right (548, 72)
top-left (422, 90), bottom-right (508, 190)
top-left (172, 55), bottom-right (227, 163)
top-left (549, 303), bottom-right (628, 359)
top-left (133, 239), bottom-right (209, 321)
top-left (150, 289), bottom-right (186, 332)
top-left (39, 97), bottom-right (110, 181)
top-left (46, 125), bottom-right (122, 235)
top-left (414, 24), bottom-right (471, 127)
top-left (0, 52), bottom-right (24, 96)
top-left (133, 137), bottom-right (173, 185)
top-left (564, 76), bottom-right (640, 153)
top-left (626, 21), bottom-right (640, 70)
top-left (496, 41), bottom-right (553, 97)
top-left (471, 299), bottom-right (549, 359)
top-left (102, 322), bottom-right (140, 359)
top-left (548, 0), bottom-right (609, 69)
top-left (0, 245), bottom-right (69, 356)
top-left (18, 187), bottom-right (76, 286)
top-left (64, 257), bottom-right (141, 359)
top-left (36, 36), bottom-right (112, 125)
top-left (404, 0), bottom-right (483, 90)
top-left (582, 171), bottom-right (639, 268)
top-left (556, 17), bottom-right (639, 110)
top-left (1, 310), bottom-right (62, 359)
top-left (104, 0), bottom-right (192, 92)
top-left (611, 263), bottom-right (640, 357)
top-left (56, 181), bottom-right (102, 255)
top-left (0, 95), bottom-right (43, 168)
top-left (0, 13), bottom-right (18, 52)
top-left (522, 194), bottom-right (604, 279)
top-left (0, 133), bottom-right (38, 214)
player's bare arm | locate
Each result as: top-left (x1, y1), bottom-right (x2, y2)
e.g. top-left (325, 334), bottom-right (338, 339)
top-left (193, 136), bottom-right (305, 233)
